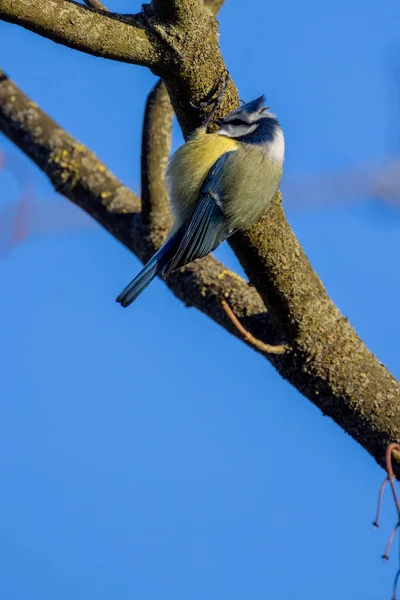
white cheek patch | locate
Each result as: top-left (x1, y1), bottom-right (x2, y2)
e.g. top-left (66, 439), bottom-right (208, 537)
top-left (267, 128), bottom-right (285, 162)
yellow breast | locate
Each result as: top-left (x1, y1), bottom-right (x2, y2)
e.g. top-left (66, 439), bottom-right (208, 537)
top-left (167, 129), bottom-right (239, 224)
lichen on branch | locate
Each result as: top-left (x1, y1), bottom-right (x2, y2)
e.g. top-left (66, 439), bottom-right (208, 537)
top-left (0, 0), bottom-right (159, 67)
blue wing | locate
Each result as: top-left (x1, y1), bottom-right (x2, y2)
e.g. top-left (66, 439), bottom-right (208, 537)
top-left (163, 151), bottom-right (235, 277)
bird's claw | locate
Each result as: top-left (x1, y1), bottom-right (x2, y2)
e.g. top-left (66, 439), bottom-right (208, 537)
top-left (190, 70), bottom-right (230, 129)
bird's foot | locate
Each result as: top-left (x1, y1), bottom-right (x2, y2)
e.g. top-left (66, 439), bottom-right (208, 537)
top-left (190, 70), bottom-right (230, 129)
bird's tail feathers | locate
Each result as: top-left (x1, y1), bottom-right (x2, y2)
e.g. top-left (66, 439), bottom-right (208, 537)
top-left (116, 237), bottom-right (177, 308)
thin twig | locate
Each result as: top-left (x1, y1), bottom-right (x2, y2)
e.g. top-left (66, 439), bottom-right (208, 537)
top-left (373, 443), bottom-right (400, 599)
top-left (383, 523), bottom-right (400, 561)
top-left (374, 477), bottom-right (389, 527)
top-left (386, 444), bottom-right (400, 516)
top-left (220, 299), bottom-right (288, 355)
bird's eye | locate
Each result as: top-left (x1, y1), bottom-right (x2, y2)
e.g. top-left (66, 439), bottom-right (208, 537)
top-left (227, 118), bottom-right (245, 126)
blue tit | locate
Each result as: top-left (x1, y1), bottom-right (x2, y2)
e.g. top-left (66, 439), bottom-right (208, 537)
top-left (116, 95), bottom-right (284, 307)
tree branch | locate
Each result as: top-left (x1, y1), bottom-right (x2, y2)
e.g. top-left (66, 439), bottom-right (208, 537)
top-left (0, 0), bottom-right (159, 68)
top-left (229, 204), bottom-right (400, 471)
top-left (0, 69), bottom-right (140, 238)
top-left (141, 79), bottom-right (173, 241)
top-left (221, 300), bottom-right (288, 355)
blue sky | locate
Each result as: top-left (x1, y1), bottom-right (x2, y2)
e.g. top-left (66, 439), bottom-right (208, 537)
top-left (1, 0), bottom-right (400, 598)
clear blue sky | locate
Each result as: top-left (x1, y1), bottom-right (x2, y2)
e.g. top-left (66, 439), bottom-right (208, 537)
top-left (1, 0), bottom-right (400, 598)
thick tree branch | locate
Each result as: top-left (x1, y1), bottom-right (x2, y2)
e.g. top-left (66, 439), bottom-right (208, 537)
top-left (0, 69), bottom-right (140, 238)
top-left (230, 207), bottom-right (400, 472)
top-left (138, 0), bottom-right (238, 132)
top-left (0, 0), bottom-right (159, 68)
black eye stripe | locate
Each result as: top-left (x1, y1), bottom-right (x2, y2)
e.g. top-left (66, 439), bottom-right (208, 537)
top-left (226, 118), bottom-right (246, 126)
top-left (225, 118), bottom-right (265, 127)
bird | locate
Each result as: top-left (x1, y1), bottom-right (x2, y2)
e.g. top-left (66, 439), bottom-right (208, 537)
top-left (116, 93), bottom-right (284, 308)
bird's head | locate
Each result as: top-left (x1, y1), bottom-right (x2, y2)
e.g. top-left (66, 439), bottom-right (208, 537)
top-left (215, 95), bottom-right (280, 143)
